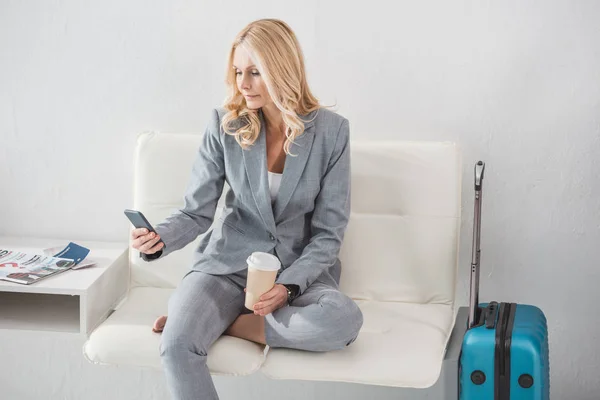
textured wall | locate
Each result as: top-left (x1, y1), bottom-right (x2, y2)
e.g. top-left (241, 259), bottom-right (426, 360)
top-left (1, 0), bottom-right (599, 399)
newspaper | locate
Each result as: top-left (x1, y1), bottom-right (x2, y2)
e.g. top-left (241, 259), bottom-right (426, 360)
top-left (0, 242), bottom-right (91, 285)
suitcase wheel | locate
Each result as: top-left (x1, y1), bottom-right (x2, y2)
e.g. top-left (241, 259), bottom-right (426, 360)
top-left (470, 370), bottom-right (486, 385)
top-left (518, 374), bottom-right (534, 389)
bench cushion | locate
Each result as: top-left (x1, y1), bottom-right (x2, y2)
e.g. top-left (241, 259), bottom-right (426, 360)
top-left (89, 130), bottom-right (463, 389)
top-left (83, 287), bottom-right (266, 376)
top-left (260, 301), bottom-right (455, 388)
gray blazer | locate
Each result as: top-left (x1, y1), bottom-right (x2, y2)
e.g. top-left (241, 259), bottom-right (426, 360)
top-left (146, 107), bottom-right (351, 295)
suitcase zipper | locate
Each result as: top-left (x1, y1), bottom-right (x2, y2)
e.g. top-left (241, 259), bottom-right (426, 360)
top-left (494, 303), bottom-right (516, 400)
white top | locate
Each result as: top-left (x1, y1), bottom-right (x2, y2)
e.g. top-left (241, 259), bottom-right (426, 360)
top-left (268, 171), bottom-right (282, 203)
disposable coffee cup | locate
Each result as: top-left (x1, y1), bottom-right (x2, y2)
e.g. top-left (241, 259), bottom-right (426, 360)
top-left (244, 252), bottom-right (281, 310)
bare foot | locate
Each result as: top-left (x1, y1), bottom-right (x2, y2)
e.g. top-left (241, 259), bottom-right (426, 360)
top-left (152, 315), bottom-right (167, 333)
top-left (225, 313), bottom-right (266, 345)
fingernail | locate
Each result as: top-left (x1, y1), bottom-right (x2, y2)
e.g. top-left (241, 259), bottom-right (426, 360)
top-left (143, 229), bottom-right (148, 234)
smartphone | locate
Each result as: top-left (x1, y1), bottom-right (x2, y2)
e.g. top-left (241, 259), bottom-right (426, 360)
top-left (124, 209), bottom-right (164, 245)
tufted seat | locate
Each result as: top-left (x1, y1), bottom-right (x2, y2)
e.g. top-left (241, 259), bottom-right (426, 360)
top-left (83, 131), bottom-right (462, 389)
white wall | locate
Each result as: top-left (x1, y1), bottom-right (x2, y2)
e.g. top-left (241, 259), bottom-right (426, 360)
top-left (1, 0), bottom-right (599, 399)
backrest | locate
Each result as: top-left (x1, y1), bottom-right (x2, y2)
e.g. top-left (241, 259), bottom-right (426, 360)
top-left (337, 141), bottom-right (461, 305)
top-left (130, 133), bottom-right (461, 305)
top-left (130, 132), bottom-right (223, 288)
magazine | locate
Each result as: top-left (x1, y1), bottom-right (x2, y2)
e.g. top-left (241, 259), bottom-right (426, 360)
top-left (0, 242), bottom-right (91, 285)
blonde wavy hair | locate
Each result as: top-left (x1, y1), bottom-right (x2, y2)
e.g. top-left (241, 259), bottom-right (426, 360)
top-left (221, 19), bottom-right (320, 155)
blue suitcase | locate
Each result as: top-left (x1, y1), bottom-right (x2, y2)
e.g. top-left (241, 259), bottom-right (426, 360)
top-left (459, 162), bottom-right (550, 400)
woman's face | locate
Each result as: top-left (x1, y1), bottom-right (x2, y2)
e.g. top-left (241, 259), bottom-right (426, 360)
top-left (233, 47), bottom-right (271, 110)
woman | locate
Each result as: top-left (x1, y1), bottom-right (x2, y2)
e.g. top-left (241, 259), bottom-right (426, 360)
top-left (131, 18), bottom-right (363, 400)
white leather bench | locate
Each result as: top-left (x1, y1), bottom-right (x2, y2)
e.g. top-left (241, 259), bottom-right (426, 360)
top-left (83, 131), bottom-right (464, 393)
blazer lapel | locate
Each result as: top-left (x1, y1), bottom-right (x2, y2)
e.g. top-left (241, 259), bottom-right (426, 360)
top-left (274, 122), bottom-right (316, 220)
top-left (242, 111), bottom-right (276, 234)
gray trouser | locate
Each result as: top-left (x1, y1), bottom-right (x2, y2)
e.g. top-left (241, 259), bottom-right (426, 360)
top-left (160, 269), bottom-right (363, 400)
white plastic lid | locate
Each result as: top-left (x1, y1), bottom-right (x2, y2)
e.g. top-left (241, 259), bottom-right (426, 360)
top-left (246, 252), bottom-right (281, 271)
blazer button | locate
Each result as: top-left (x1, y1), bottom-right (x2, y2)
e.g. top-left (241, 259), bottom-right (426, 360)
top-left (269, 234), bottom-right (275, 241)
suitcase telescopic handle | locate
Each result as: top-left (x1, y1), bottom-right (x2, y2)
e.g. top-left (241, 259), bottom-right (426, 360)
top-left (474, 161), bottom-right (485, 190)
top-left (468, 161), bottom-right (486, 329)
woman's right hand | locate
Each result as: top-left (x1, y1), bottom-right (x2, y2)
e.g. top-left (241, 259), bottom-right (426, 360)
top-left (131, 228), bottom-right (164, 254)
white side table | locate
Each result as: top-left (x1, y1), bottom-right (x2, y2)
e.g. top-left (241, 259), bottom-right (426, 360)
top-left (0, 237), bottom-right (129, 336)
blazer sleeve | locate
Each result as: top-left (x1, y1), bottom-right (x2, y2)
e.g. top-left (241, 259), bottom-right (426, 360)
top-left (275, 118), bottom-right (351, 293)
top-left (142, 108), bottom-right (226, 261)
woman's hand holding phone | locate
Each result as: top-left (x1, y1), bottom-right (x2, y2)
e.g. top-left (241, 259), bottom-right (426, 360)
top-left (131, 228), bottom-right (164, 254)
top-left (124, 210), bottom-right (165, 255)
